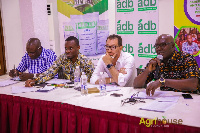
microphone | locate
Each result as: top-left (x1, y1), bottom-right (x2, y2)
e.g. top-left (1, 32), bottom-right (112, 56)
top-left (154, 55), bottom-right (163, 79)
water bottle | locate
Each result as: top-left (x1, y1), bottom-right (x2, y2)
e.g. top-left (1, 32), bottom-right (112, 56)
top-left (81, 72), bottom-right (88, 95)
top-left (74, 66), bottom-right (81, 90)
top-left (99, 72), bottom-right (106, 95)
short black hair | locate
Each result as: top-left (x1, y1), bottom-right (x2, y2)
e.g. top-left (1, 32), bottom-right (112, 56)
top-left (27, 38), bottom-right (41, 47)
top-left (65, 36), bottom-right (79, 46)
top-left (106, 34), bottom-right (122, 46)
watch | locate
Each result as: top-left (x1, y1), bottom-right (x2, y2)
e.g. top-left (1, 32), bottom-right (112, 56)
top-left (107, 64), bottom-right (113, 69)
top-left (159, 77), bottom-right (165, 86)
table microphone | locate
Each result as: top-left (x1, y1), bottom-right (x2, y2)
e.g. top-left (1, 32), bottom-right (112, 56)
top-left (154, 55), bottom-right (163, 79)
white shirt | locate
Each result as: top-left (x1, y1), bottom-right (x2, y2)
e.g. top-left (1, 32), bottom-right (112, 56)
top-left (90, 52), bottom-right (136, 87)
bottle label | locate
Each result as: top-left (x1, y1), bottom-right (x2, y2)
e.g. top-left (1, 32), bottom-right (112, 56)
top-left (100, 84), bottom-right (106, 91)
top-left (74, 77), bottom-right (80, 82)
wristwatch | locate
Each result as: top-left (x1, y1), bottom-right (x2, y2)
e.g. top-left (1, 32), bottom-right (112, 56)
top-left (107, 64), bottom-right (113, 69)
top-left (159, 77), bottom-right (165, 86)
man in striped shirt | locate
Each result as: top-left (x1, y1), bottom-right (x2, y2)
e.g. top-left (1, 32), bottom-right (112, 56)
top-left (9, 38), bottom-right (57, 81)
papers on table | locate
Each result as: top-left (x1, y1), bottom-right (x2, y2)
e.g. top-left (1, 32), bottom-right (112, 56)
top-left (12, 86), bottom-right (36, 94)
top-left (106, 84), bottom-right (120, 92)
top-left (0, 79), bottom-right (19, 87)
top-left (36, 85), bottom-right (56, 92)
top-left (10, 76), bottom-right (21, 81)
top-left (87, 84), bottom-right (120, 92)
top-left (139, 101), bottom-right (176, 112)
top-left (131, 91), bottom-right (167, 99)
top-left (46, 79), bottom-right (70, 84)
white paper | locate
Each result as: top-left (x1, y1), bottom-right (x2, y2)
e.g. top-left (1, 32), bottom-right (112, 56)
top-left (45, 79), bottom-right (70, 84)
top-left (37, 85), bottom-right (55, 91)
top-left (158, 96), bottom-right (180, 102)
top-left (0, 80), bottom-right (19, 87)
top-left (139, 101), bottom-right (176, 112)
top-left (12, 86), bottom-right (36, 94)
top-left (106, 85), bottom-right (120, 92)
top-left (131, 91), bottom-right (167, 99)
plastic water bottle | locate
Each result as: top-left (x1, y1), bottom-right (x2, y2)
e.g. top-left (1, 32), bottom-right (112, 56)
top-left (74, 66), bottom-right (81, 90)
top-left (99, 72), bottom-right (106, 95)
top-left (81, 72), bottom-right (88, 95)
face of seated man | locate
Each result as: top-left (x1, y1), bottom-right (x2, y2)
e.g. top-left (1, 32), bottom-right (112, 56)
top-left (105, 38), bottom-right (123, 62)
top-left (26, 41), bottom-right (42, 60)
top-left (65, 39), bottom-right (80, 63)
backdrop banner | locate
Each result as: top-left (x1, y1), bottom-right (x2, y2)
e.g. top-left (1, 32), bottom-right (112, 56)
top-left (57, 0), bottom-right (108, 65)
top-left (115, 0), bottom-right (159, 69)
top-left (174, 0), bottom-right (200, 68)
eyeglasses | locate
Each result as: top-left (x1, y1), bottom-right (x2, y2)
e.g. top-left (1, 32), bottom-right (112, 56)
top-left (105, 45), bottom-right (119, 51)
top-left (153, 42), bottom-right (173, 49)
top-left (121, 92), bottom-right (145, 106)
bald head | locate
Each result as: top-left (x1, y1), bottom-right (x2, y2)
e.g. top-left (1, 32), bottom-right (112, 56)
top-left (26, 38), bottom-right (41, 48)
top-left (155, 34), bottom-right (175, 62)
top-left (26, 38), bottom-right (42, 59)
top-left (156, 34), bottom-right (174, 44)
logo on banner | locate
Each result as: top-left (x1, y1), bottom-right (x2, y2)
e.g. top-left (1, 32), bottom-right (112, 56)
top-left (117, 20), bottom-right (134, 34)
top-left (116, 0), bottom-right (134, 12)
top-left (64, 25), bottom-right (74, 31)
top-left (138, 0), bottom-right (157, 11)
top-left (138, 42), bottom-right (156, 58)
top-left (77, 21), bottom-right (97, 29)
top-left (122, 44), bottom-right (134, 56)
top-left (138, 19), bottom-right (157, 34)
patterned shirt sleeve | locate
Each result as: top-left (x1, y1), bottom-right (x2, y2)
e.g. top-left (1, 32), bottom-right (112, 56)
top-left (35, 55), bottom-right (63, 84)
top-left (80, 56), bottom-right (94, 82)
top-left (184, 54), bottom-right (199, 79)
top-left (16, 54), bottom-right (28, 72)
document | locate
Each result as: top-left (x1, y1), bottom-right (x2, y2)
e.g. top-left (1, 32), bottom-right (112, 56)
top-left (12, 86), bottom-right (36, 94)
top-left (0, 79), bottom-right (19, 87)
top-left (139, 101), bottom-right (176, 112)
top-left (131, 91), bottom-right (167, 99)
top-left (36, 85), bottom-right (56, 92)
top-left (45, 79), bottom-right (70, 84)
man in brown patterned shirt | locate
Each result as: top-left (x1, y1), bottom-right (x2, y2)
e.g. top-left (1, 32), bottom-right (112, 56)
top-left (134, 34), bottom-right (199, 96)
top-left (25, 36), bottom-right (94, 87)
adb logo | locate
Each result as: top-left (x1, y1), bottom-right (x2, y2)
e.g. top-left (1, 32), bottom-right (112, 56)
top-left (138, 19), bottom-right (157, 34)
top-left (138, 42), bottom-right (156, 58)
top-left (116, 0), bottom-right (134, 12)
top-left (122, 44), bottom-right (134, 56)
top-left (138, 0), bottom-right (157, 11)
top-left (117, 20), bottom-right (134, 34)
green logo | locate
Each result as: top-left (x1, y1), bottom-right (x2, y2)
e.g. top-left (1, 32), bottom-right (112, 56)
top-left (64, 25), bottom-right (74, 31)
top-left (77, 21), bottom-right (97, 29)
top-left (117, 20), bottom-right (134, 34)
top-left (138, 0), bottom-right (157, 11)
top-left (117, 0), bottom-right (134, 12)
top-left (97, 25), bottom-right (108, 30)
top-left (138, 19), bottom-right (157, 34)
top-left (138, 42), bottom-right (156, 58)
top-left (122, 44), bottom-right (134, 56)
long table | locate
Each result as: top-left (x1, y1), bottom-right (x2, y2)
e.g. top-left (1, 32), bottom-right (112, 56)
top-left (0, 75), bottom-right (200, 133)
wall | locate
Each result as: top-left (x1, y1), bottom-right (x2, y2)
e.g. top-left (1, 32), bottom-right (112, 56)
top-left (0, 0), bottom-right (174, 73)
top-left (0, 0), bottom-right (23, 71)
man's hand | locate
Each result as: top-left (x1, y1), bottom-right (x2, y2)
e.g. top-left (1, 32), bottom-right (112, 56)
top-left (9, 69), bottom-right (19, 77)
top-left (25, 79), bottom-right (36, 87)
top-left (19, 73), bottom-right (34, 81)
top-left (102, 53), bottom-right (117, 65)
top-left (146, 80), bottom-right (161, 96)
top-left (146, 58), bottom-right (162, 72)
